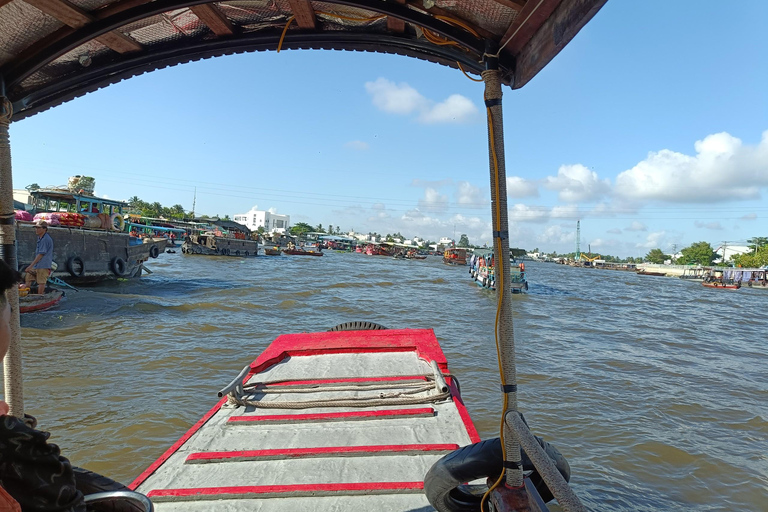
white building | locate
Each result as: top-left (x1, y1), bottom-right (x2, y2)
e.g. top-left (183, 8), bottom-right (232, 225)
top-left (233, 206), bottom-right (290, 234)
top-left (439, 237), bottom-right (455, 247)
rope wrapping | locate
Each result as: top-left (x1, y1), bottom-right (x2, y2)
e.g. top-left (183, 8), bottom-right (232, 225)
top-left (0, 97), bottom-right (24, 417)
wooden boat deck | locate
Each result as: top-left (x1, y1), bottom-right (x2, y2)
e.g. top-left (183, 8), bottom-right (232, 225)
top-left (132, 329), bottom-right (478, 511)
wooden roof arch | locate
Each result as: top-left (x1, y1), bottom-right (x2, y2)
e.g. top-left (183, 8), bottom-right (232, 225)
top-left (0, 0), bottom-right (607, 121)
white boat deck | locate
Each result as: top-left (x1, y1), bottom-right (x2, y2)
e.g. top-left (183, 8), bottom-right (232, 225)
top-left (132, 329), bottom-right (479, 511)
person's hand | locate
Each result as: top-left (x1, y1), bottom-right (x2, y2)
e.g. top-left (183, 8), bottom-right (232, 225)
top-left (0, 401), bottom-right (9, 416)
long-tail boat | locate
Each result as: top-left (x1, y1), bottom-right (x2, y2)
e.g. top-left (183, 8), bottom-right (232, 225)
top-left (0, 1), bottom-right (609, 511)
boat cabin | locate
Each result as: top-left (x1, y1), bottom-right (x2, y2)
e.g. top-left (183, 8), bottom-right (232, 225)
top-left (30, 190), bottom-right (127, 216)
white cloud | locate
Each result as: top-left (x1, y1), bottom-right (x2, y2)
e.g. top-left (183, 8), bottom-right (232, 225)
top-left (694, 221), bottom-right (724, 230)
top-left (607, 228), bottom-right (622, 234)
top-left (418, 187), bottom-right (449, 213)
top-left (345, 140), bottom-right (369, 151)
top-left (536, 225), bottom-right (574, 245)
top-left (455, 181), bottom-right (487, 207)
top-left (637, 231), bottom-right (669, 249)
top-left (544, 164), bottom-right (610, 203)
top-left (550, 205), bottom-right (579, 219)
top-left (741, 213), bottom-right (757, 220)
top-left (506, 176), bottom-right (539, 198)
top-left (614, 131), bottom-right (768, 203)
top-left (365, 78), bottom-right (478, 124)
top-left (418, 94), bottom-right (478, 124)
top-left (625, 221), bottom-right (647, 232)
top-left (268, 207), bottom-right (277, 214)
top-left (509, 204), bottom-right (549, 223)
top-left (365, 78), bottom-right (426, 115)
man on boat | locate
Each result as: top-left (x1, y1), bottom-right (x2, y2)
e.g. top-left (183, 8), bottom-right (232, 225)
top-left (0, 259), bottom-right (85, 510)
top-left (25, 220), bottom-right (54, 295)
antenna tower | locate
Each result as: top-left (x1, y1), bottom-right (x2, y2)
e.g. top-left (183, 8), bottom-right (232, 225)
top-left (191, 187), bottom-right (197, 218)
top-left (576, 220), bottom-right (581, 259)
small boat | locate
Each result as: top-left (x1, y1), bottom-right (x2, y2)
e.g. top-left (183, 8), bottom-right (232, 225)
top-left (263, 247), bottom-right (282, 256)
top-left (469, 255), bottom-right (528, 293)
top-left (443, 248), bottom-right (467, 266)
top-left (702, 281), bottom-right (741, 290)
top-left (19, 290), bottom-right (64, 313)
top-left (182, 232), bottom-right (258, 257)
top-left (283, 248), bottom-right (323, 257)
top-left (131, 326), bottom-right (569, 509)
top-left (636, 270), bottom-right (667, 277)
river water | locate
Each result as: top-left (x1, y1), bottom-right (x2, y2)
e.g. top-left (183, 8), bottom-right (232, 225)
top-left (11, 253), bottom-right (768, 511)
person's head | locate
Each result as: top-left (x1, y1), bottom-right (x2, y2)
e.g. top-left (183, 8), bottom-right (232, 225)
top-left (34, 220), bottom-right (48, 235)
top-left (0, 259), bottom-right (23, 360)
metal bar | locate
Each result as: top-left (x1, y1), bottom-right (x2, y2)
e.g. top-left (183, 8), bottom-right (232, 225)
top-left (217, 365), bottom-right (250, 398)
top-left (507, 412), bottom-right (586, 511)
top-left (429, 360), bottom-right (448, 393)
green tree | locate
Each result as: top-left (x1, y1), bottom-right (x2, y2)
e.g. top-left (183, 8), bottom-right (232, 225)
top-left (645, 248), bottom-right (669, 264)
top-left (385, 234), bottom-right (394, 242)
top-left (458, 234), bottom-right (469, 247)
top-left (290, 222), bottom-right (314, 237)
top-left (747, 237), bottom-right (768, 252)
top-left (25, 183), bottom-right (40, 192)
top-left (316, 224), bottom-right (325, 233)
top-left (679, 242), bottom-right (718, 265)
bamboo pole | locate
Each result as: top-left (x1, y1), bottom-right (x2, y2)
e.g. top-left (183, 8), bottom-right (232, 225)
top-left (0, 96), bottom-right (24, 417)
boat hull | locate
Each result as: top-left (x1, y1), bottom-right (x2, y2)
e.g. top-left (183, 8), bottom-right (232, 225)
top-left (132, 329), bottom-right (480, 511)
top-left (19, 290), bottom-right (64, 313)
top-left (283, 249), bottom-right (323, 256)
top-left (182, 238), bottom-right (258, 257)
top-left (702, 282), bottom-right (741, 289)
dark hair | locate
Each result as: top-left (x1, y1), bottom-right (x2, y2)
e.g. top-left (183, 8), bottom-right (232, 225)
top-left (0, 259), bottom-right (23, 307)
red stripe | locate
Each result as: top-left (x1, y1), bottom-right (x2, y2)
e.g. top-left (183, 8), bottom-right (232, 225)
top-left (228, 407), bottom-right (435, 424)
top-left (147, 481), bottom-right (424, 500)
top-left (186, 443), bottom-right (460, 463)
top-left (447, 376), bottom-right (481, 443)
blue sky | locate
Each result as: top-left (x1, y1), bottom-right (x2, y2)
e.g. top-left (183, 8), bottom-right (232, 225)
top-left (9, 1), bottom-right (768, 257)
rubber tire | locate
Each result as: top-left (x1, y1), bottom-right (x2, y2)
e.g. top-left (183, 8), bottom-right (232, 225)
top-left (245, 251), bottom-right (249, 257)
top-left (328, 321), bottom-right (388, 331)
top-left (525, 281), bottom-right (529, 291)
top-left (236, 250), bottom-right (240, 256)
top-left (66, 256), bottom-right (85, 278)
top-left (110, 257), bottom-right (127, 277)
top-left (73, 467), bottom-right (146, 512)
top-left (424, 436), bottom-right (570, 511)
top-left (149, 245), bottom-right (159, 258)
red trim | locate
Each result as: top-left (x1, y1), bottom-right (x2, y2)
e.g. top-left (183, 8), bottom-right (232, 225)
top-left (147, 481), bottom-right (424, 500)
top-left (186, 443), bottom-right (459, 463)
top-left (228, 407), bottom-right (435, 424)
top-left (248, 329), bottom-right (449, 375)
top-left (448, 377), bottom-right (481, 443)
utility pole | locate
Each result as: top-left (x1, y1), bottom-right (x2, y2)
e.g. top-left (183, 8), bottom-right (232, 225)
top-left (576, 220), bottom-right (581, 260)
top-left (671, 244), bottom-right (678, 264)
top-left (191, 187), bottom-right (196, 219)
top-left (722, 240), bottom-right (728, 265)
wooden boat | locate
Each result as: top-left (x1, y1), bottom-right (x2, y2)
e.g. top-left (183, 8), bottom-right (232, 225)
top-left (636, 270), bottom-right (667, 277)
top-left (702, 281), bottom-right (741, 290)
top-left (19, 290), bottom-right (64, 313)
top-left (283, 249), bottom-right (323, 257)
top-left (443, 248), bottom-right (467, 266)
top-left (263, 247), bottom-right (282, 256)
top-left (130, 327), bottom-right (564, 510)
top-left (182, 233), bottom-right (258, 257)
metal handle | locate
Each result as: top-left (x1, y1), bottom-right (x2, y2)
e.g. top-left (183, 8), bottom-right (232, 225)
top-left (218, 365), bottom-right (251, 398)
top-left (83, 491), bottom-right (154, 512)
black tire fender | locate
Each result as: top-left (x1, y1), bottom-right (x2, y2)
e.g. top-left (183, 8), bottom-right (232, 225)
top-left (66, 256), bottom-right (85, 278)
top-left (245, 251), bottom-right (249, 257)
top-left (73, 466), bottom-right (147, 512)
top-left (328, 321), bottom-right (388, 331)
top-left (235, 250), bottom-right (240, 256)
top-left (110, 257), bottom-right (127, 277)
top-left (149, 245), bottom-right (159, 258)
top-left (424, 435), bottom-right (570, 510)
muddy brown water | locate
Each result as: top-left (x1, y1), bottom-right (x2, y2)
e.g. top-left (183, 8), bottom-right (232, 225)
top-left (10, 254), bottom-right (768, 511)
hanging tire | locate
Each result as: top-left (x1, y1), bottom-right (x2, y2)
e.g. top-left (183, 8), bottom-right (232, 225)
top-left (148, 245), bottom-right (159, 258)
top-left (328, 321), bottom-right (388, 331)
top-left (424, 435), bottom-right (570, 511)
top-left (66, 256), bottom-right (85, 277)
top-left (73, 467), bottom-right (148, 512)
top-left (110, 257), bottom-right (127, 277)
top-left (235, 250), bottom-right (240, 256)
top-left (245, 251), bottom-right (249, 257)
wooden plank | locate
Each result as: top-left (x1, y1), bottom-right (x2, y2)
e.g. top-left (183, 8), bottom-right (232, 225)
top-left (190, 4), bottom-right (235, 36)
top-left (228, 408), bottom-right (437, 425)
top-left (387, 0), bottom-right (406, 33)
top-left (410, 0), bottom-right (495, 40)
top-left (499, 0), bottom-right (561, 56)
top-left (287, 0), bottom-right (316, 30)
top-left (494, 0), bottom-right (527, 10)
top-left (513, 0), bottom-right (608, 89)
top-left (21, 0), bottom-right (141, 53)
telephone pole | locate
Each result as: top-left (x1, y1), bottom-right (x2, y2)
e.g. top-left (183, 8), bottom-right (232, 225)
top-left (576, 220), bottom-right (581, 260)
top-left (191, 187), bottom-right (197, 219)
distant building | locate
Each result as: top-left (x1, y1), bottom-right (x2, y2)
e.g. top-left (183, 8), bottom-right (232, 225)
top-left (714, 245), bottom-right (751, 263)
top-left (439, 237), bottom-right (454, 247)
top-left (233, 206), bottom-right (290, 234)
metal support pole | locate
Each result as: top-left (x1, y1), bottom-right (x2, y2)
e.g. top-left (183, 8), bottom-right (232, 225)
top-left (0, 95), bottom-right (24, 417)
top-left (482, 52), bottom-right (522, 489)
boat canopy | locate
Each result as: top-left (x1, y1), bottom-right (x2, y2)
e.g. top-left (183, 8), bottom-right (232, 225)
top-left (125, 221), bottom-right (187, 234)
top-left (0, 0), bottom-right (606, 122)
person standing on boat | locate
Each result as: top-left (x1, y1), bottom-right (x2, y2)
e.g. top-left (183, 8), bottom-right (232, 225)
top-left (25, 220), bottom-right (54, 295)
top-left (0, 259), bottom-right (85, 511)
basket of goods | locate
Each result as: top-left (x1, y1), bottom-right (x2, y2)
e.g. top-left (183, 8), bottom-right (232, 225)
top-left (33, 212), bottom-right (61, 226)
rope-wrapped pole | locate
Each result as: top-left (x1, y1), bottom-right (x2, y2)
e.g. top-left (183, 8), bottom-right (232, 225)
top-left (0, 96), bottom-right (24, 417)
top-left (482, 61), bottom-right (522, 489)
